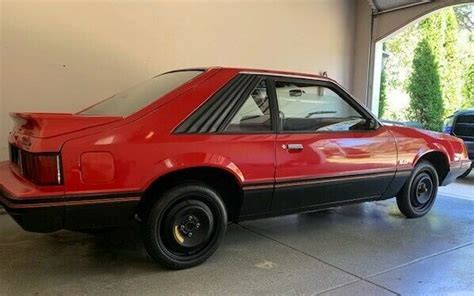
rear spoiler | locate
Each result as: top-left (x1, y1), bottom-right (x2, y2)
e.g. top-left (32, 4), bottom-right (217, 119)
top-left (10, 112), bottom-right (122, 139)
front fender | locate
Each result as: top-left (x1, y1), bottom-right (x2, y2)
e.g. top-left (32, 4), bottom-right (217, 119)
top-left (413, 144), bottom-right (450, 166)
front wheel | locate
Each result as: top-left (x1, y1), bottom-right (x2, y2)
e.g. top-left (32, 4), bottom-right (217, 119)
top-left (142, 183), bottom-right (227, 269)
top-left (396, 161), bottom-right (439, 218)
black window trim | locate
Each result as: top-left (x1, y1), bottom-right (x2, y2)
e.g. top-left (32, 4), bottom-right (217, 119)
top-left (265, 75), bottom-right (380, 134)
top-left (173, 72), bottom-right (381, 135)
top-left (218, 76), bottom-right (278, 134)
top-left (174, 74), bottom-right (278, 135)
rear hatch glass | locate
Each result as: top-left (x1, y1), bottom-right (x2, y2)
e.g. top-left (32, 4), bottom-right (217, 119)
top-left (79, 70), bottom-right (204, 116)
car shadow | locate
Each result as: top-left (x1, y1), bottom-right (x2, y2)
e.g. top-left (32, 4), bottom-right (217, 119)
top-left (456, 174), bottom-right (474, 184)
top-left (14, 195), bottom-right (452, 274)
top-left (39, 223), bottom-right (161, 271)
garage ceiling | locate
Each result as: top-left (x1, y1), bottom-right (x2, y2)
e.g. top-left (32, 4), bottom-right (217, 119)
top-left (368, 0), bottom-right (433, 14)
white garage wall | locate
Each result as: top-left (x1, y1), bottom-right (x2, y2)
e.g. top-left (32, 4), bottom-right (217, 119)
top-left (352, 0), bottom-right (372, 105)
top-left (0, 0), bottom-right (356, 161)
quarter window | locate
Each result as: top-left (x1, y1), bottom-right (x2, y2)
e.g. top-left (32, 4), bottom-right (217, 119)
top-left (224, 80), bottom-right (272, 133)
top-left (275, 81), bottom-right (368, 132)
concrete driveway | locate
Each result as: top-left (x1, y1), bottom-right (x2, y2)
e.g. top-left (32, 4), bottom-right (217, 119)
top-left (1, 173), bottom-right (473, 295)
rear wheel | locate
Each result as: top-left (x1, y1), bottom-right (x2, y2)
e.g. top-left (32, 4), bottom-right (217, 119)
top-left (142, 183), bottom-right (227, 269)
top-left (396, 161), bottom-right (438, 218)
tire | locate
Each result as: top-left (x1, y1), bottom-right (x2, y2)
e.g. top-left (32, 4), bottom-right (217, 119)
top-left (396, 161), bottom-right (439, 218)
top-left (142, 183), bottom-right (227, 269)
top-left (458, 167), bottom-right (472, 179)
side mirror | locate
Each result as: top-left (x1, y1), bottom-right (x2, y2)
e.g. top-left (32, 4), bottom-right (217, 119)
top-left (289, 89), bottom-right (305, 97)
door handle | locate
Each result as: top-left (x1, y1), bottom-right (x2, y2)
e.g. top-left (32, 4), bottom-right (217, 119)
top-left (283, 143), bottom-right (304, 151)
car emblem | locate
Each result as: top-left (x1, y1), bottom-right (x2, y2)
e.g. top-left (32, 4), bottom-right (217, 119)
top-left (20, 136), bottom-right (32, 147)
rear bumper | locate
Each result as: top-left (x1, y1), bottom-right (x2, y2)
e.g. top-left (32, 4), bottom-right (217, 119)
top-left (0, 161), bottom-right (141, 233)
top-left (441, 159), bottom-right (472, 186)
top-left (0, 161), bottom-right (65, 232)
top-left (0, 192), bottom-right (64, 233)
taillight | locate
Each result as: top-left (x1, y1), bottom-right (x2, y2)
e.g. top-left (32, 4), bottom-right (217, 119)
top-left (462, 143), bottom-right (469, 159)
top-left (33, 155), bottom-right (62, 185)
top-left (11, 146), bottom-right (62, 186)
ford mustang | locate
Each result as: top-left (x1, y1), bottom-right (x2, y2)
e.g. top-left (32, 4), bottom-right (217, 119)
top-left (0, 67), bottom-right (471, 269)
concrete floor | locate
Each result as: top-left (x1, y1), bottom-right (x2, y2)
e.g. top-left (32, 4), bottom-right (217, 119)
top-left (1, 173), bottom-right (473, 295)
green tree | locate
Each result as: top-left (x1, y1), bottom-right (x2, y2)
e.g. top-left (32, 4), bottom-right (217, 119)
top-left (407, 39), bottom-right (444, 131)
top-left (381, 5), bottom-right (472, 120)
top-left (379, 67), bottom-right (387, 118)
top-left (463, 64), bottom-right (474, 108)
top-left (443, 10), bottom-right (464, 115)
top-left (420, 8), bottom-right (463, 116)
top-left (384, 25), bottom-right (420, 91)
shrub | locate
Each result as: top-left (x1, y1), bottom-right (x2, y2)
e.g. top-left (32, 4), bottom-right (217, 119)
top-left (379, 68), bottom-right (387, 118)
top-left (407, 39), bottom-right (444, 131)
top-left (462, 64), bottom-right (474, 108)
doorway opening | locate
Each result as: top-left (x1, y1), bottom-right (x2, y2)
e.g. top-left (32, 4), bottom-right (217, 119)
top-left (371, 4), bottom-right (473, 131)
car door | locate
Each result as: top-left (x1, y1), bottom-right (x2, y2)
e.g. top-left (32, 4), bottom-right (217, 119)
top-left (269, 77), bottom-right (398, 213)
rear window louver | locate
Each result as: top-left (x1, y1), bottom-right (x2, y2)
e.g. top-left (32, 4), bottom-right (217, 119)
top-left (174, 74), bottom-right (260, 133)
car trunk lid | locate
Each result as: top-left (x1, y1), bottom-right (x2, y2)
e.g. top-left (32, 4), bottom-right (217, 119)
top-left (10, 112), bottom-right (123, 139)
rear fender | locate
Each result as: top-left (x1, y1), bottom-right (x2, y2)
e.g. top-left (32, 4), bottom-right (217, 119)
top-left (143, 152), bottom-right (245, 190)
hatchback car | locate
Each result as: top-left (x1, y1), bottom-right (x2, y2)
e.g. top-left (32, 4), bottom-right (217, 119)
top-left (1, 67), bottom-right (471, 269)
top-left (443, 109), bottom-right (474, 178)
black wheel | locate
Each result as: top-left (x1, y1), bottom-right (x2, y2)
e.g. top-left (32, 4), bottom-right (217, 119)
top-left (458, 167), bottom-right (472, 179)
top-left (396, 161), bottom-right (438, 218)
top-left (142, 183), bottom-right (227, 269)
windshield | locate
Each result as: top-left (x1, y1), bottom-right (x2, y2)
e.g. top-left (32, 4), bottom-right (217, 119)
top-left (79, 70), bottom-right (204, 116)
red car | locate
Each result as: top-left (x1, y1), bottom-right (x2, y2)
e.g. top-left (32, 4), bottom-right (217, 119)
top-left (0, 67), bottom-right (471, 269)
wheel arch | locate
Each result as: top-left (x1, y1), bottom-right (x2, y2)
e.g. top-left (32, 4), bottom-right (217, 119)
top-left (137, 166), bottom-right (244, 222)
top-left (415, 150), bottom-right (450, 185)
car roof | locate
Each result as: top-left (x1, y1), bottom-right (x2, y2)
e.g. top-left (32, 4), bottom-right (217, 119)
top-left (453, 109), bottom-right (474, 117)
top-left (165, 66), bottom-right (337, 83)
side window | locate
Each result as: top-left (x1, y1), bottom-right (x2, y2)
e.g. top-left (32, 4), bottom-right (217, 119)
top-left (224, 80), bottom-right (272, 133)
top-left (275, 81), bottom-right (368, 132)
